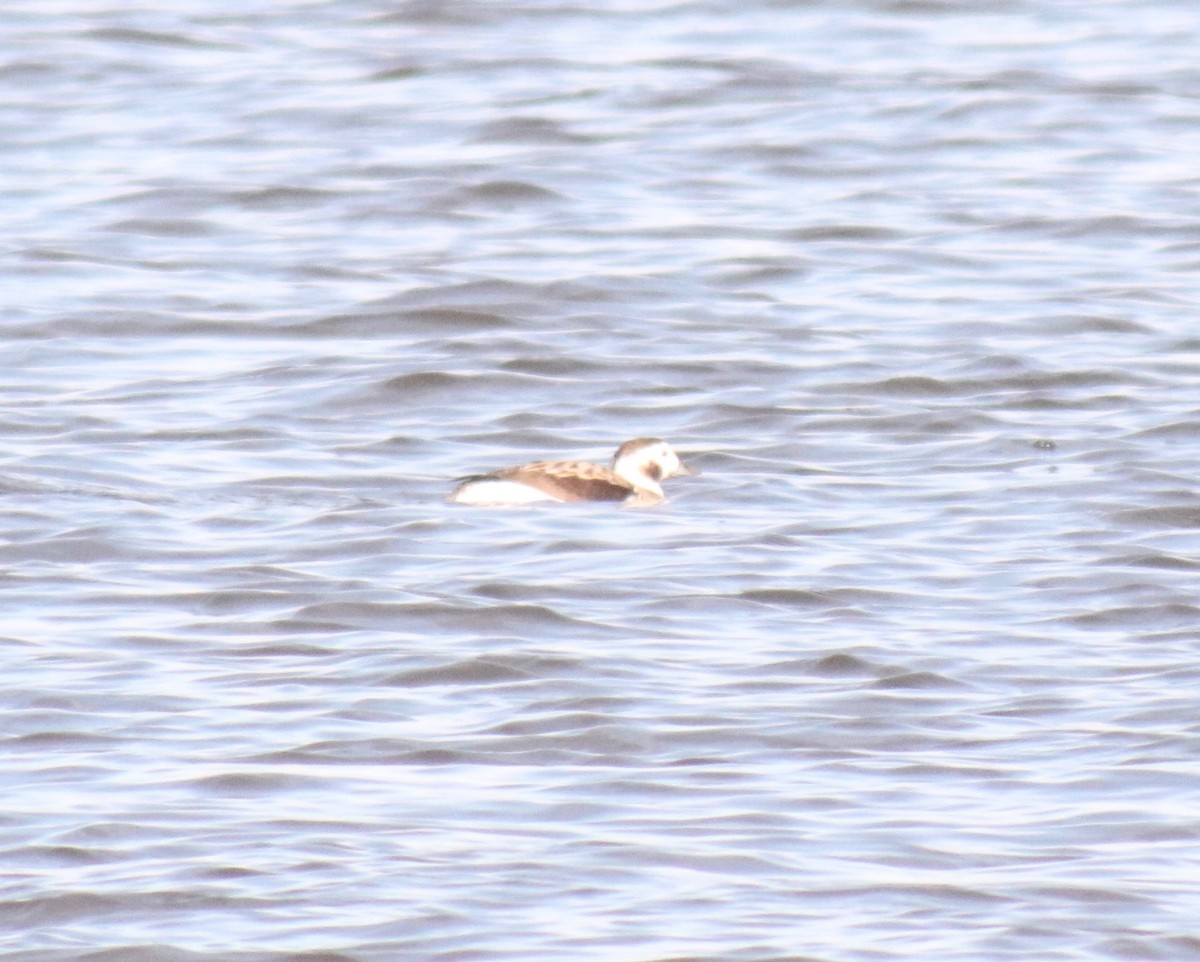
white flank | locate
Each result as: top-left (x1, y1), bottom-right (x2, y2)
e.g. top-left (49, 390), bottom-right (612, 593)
top-left (448, 478), bottom-right (561, 505)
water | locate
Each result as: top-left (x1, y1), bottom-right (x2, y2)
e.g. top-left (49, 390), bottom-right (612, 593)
top-left (4, 1), bottom-right (1200, 959)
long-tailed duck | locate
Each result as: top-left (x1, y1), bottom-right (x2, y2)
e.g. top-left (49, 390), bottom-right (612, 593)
top-left (448, 438), bottom-right (695, 507)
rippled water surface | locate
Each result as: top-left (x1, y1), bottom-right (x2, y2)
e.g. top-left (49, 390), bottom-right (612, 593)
top-left (5, 1), bottom-right (1200, 960)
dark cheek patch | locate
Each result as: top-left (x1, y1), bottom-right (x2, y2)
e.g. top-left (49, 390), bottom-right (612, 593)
top-left (645, 463), bottom-right (663, 481)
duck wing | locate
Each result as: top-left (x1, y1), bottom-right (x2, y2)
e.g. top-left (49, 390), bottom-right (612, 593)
top-left (497, 460), bottom-right (634, 502)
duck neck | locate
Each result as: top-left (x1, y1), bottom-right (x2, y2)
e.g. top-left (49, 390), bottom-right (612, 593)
top-left (614, 461), bottom-right (663, 497)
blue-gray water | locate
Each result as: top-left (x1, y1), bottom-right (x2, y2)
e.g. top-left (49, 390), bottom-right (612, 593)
top-left (4, 2), bottom-right (1200, 960)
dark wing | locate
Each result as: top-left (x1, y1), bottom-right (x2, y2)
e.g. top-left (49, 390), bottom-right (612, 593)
top-left (498, 460), bottom-right (633, 502)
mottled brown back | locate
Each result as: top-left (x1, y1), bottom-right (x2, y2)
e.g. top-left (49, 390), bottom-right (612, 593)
top-left (496, 460), bottom-right (633, 502)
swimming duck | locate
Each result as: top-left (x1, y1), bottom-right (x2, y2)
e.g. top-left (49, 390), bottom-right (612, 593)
top-left (448, 438), bottom-right (695, 507)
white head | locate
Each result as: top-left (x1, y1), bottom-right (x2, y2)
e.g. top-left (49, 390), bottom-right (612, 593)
top-left (610, 438), bottom-right (696, 494)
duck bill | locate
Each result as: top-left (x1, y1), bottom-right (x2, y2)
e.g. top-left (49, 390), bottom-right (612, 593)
top-left (671, 460), bottom-right (698, 477)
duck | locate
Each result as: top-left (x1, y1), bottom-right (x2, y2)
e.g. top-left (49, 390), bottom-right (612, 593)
top-left (448, 438), bottom-right (695, 507)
